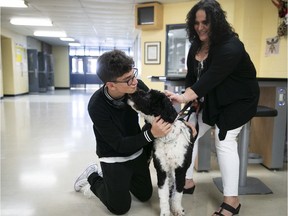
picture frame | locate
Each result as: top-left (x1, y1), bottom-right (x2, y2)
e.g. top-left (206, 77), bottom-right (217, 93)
top-left (144, 41), bottom-right (161, 64)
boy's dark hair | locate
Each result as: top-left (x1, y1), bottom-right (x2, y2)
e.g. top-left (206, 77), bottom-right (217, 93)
top-left (96, 50), bottom-right (134, 83)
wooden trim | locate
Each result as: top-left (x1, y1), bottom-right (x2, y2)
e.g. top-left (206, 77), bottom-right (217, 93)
top-left (135, 2), bottom-right (163, 30)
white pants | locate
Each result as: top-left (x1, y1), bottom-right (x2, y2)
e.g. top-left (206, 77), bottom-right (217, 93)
top-left (185, 112), bottom-right (211, 179)
top-left (215, 125), bottom-right (243, 196)
top-left (186, 112), bottom-right (243, 196)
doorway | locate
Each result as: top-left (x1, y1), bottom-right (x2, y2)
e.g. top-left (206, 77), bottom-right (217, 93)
top-left (69, 56), bottom-right (102, 88)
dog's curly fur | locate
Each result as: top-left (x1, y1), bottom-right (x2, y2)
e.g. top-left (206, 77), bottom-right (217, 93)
top-left (128, 89), bottom-right (194, 216)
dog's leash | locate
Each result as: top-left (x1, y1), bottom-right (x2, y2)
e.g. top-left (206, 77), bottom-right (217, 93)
top-left (175, 100), bottom-right (202, 145)
top-left (175, 101), bottom-right (195, 122)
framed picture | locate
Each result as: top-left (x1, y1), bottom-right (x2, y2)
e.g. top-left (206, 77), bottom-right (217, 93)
top-left (144, 41), bottom-right (161, 64)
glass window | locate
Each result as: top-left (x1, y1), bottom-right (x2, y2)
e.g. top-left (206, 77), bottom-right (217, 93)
top-left (71, 57), bottom-right (84, 74)
top-left (166, 24), bottom-right (190, 77)
top-left (86, 57), bottom-right (97, 74)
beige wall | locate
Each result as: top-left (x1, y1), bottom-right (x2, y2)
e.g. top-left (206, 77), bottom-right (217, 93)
top-left (0, 29), bottom-right (70, 96)
top-left (233, 0), bottom-right (263, 73)
top-left (0, 0), bottom-right (286, 96)
top-left (1, 28), bottom-right (28, 95)
top-left (259, 0), bottom-right (287, 78)
top-left (1, 37), bottom-right (14, 94)
top-left (0, 37), bottom-right (3, 97)
top-left (53, 46), bottom-right (70, 88)
top-left (140, 0), bottom-right (287, 91)
top-left (140, 1), bottom-right (195, 91)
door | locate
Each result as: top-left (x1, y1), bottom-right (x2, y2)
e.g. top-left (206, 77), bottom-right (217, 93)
top-left (27, 49), bottom-right (39, 92)
top-left (70, 56), bottom-right (102, 87)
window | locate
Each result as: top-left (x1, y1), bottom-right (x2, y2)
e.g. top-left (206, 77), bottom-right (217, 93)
top-left (166, 24), bottom-right (190, 77)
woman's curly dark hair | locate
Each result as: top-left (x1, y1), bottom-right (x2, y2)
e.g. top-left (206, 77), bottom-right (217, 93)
top-left (96, 50), bottom-right (134, 83)
top-left (186, 0), bottom-right (237, 48)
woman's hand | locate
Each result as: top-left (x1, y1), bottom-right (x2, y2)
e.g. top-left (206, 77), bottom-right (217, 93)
top-left (183, 121), bottom-right (198, 137)
top-left (165, 90), bottom-right (184, 104)
top-left (165, 88), bottom-right (198, 104)
top-left (150, 116), bottom-right (172, 138)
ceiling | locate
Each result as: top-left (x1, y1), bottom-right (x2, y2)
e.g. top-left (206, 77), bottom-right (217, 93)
top-left (1, 0), bottom-right (193, 48)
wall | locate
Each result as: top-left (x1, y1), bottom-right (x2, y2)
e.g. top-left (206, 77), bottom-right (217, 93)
top-left (26, 39), bottom-right (70, 88)
top-left (259, 0), bottom-right (287, 78)
top-left (27, 36), bottom-right (42, 51)
top-left (0, 30), bottom-right (71, 96)
top-left (141, 1), bottom-right (195, 91)
top-left (233, 0), bottom-right (263, 73)
top-left (0, 0), bottom-right (286, 95)
top-left (140, 0), bottom-right (287, 91)
top-left (1, 28), bottom-right (28, 95)
top-left (1, 37), bottom-right (14, 94)
top-left (0, 37), bottom-right (4, 98)
top-left (1, 28), bottom-right (29, 95)
top-left (52, 46), bottom-right (70, 88)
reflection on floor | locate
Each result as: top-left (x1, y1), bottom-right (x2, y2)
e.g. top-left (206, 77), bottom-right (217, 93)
top-left (1, 89), bottom-right (287, 216)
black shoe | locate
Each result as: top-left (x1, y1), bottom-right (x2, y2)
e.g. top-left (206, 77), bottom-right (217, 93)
top-left (214, 202), bottom-right (241, 215)
top-left (183, 185), bottom-right (195, 194)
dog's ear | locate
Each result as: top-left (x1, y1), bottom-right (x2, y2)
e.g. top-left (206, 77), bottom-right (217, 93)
top-left (129, 89), bottom-right (158, 116)
top-left (150, 90), bottom-right (178, 123)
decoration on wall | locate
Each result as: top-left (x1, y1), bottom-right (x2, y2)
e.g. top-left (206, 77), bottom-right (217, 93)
top-left (15, 43), bottom-right (28, 76)
top-left (144, 41), bottom-right (161, 64)
top-left (265, 36), bottom-right (280, 56)
top-left (16, 44), bottom-right (25, 63)
top-left (271, 0), bottom-right (287, 37)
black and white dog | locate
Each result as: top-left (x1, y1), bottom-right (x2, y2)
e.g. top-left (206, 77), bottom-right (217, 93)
top-left (128, 89), bottom-right (195, 216)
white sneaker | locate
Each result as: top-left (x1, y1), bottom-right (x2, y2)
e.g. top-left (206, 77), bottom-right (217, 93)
top-left (74, 164), bottom-right (98, 192)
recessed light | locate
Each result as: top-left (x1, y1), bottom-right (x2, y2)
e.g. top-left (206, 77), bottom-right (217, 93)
top-left (69, 43), bottom-right (81, 47)
top-left (10, 18), bottom-right (52, 26)
top-left (60, 37), bottom-right (75, 42)
top-left (0, 0), bottom-right (28, 8)
top-left (34, 31), bottom-right (67, 37)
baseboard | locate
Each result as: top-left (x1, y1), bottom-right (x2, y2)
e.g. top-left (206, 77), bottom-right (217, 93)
top-left (4, 92), bottom-right (29, 97)
top-left (55, 87), bottom-right (71, 90)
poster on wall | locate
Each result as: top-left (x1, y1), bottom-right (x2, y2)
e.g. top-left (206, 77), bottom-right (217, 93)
top-left (265, 36), bottom-right (280, 56)
top-left (16, 44), bottom-right (25, 63)
top-left (15, 44), bottom-right (27, 75)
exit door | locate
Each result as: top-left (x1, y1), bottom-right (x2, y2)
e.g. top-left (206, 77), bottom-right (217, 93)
top-left (70, 56), bottom-right (102, 87)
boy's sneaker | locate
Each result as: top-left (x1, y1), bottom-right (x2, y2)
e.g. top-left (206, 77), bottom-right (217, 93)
top-left (74, 164), bottom-right (98, 192)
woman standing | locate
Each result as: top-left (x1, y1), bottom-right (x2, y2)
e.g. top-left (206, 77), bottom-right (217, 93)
top-left (166, 0), bottom-right (259, 215)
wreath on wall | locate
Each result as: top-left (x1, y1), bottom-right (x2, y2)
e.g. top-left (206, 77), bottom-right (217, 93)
top-left (271, 0), bottom-right (288, 37)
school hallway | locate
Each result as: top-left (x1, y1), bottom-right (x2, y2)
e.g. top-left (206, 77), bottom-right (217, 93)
top-left (1, 89), bottom-right (287, 216)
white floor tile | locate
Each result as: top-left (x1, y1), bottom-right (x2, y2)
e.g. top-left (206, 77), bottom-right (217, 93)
top-left (1, 90), bottom-right (287, 216)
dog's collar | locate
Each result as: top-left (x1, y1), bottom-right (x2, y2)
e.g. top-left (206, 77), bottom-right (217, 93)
top-left (175, 101), bottom-right (194, 122)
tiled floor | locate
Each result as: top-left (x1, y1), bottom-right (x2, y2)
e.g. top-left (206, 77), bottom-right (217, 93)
top-left (1, 89), bottom-right (287, 216)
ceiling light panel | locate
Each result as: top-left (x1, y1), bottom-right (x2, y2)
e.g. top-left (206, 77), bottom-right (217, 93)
top-left (10, 18), bottom-right (53, 26)
top-left (0, 0), bottom-right (28, 8)
top-left (69, 43), bottom-right (81, 46)
top-left (34, 31), bottom-right (66, 37)
top-left (60, 37), bottom-right (75, 41)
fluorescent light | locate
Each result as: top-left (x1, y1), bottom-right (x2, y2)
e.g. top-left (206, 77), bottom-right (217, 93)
top-left (34, 31), bottom-right (67, 37)
top-left (0, 0), bottom-right (28, 8)
top-left (10, 18), bottom-right (52, 26)
top-left (60, 37), bottom-right (75, 42)
top-left (69, 43), bottom-right (81, 47)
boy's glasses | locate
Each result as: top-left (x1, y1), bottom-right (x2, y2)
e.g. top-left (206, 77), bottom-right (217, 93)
top-left (111, 68), bottom-right (138, 86)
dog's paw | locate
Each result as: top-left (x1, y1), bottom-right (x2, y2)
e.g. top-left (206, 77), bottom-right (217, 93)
top-left (160, 210), bottom-right (171, 216)
top-left (171, 208), bottom-right (185, 216)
